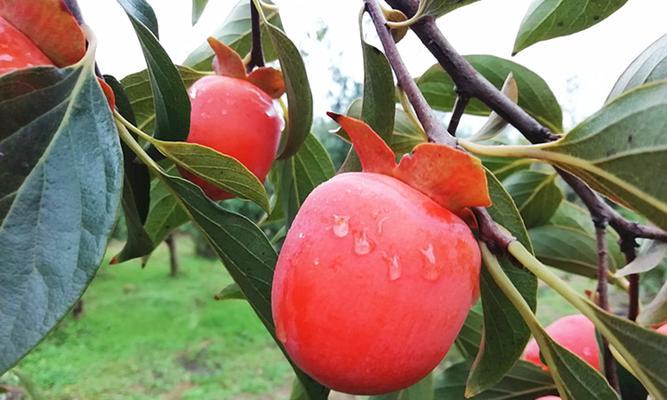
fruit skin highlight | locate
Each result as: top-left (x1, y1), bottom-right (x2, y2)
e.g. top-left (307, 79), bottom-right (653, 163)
top-left (271, 172), bottom-right (481, 395)
top-left (184, 75), bottom-right (283, 200)
top-left (0, 15), bottom-right (53, 75)
top-left (523, 314), bottom-right (600, 371)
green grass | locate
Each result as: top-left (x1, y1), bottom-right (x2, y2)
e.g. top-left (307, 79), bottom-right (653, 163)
top-left (11, 237), bottom-right (597, 399)
top-left (16, 239), bottom-right (293, 400)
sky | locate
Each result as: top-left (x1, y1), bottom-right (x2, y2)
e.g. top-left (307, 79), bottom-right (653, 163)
top-left (78, 0), bottom-right (667, 130)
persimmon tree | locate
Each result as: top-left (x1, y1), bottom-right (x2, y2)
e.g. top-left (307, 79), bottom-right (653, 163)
top-left (1, 0), bottom-right (667, 399)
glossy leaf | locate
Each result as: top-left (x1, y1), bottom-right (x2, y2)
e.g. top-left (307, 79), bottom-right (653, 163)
top-left (616, 240), bottom-right (667, 277)
top-left (513, 0), bottom-right (628, 55)
top-left (503, 170), bottom-right (563, 228)
top-left (279, 134), bottom-right (335, 224)
top-left (608, 33), bottom-right (667, 101)
top-left (470, 73), bottom-right (518, 142)
top-left (0, 0), bottom-right (85, 66)
top-left (539, 81), bottom-right (667, 232)
top-left (466, 172), bottom-right (536, 395)
top-left (118, 0), bottom-right (191, 142)
top-left (121, 66), bottom-right (207, 133)
top-left (184, 0), bottom-right (282, 71)
top-left (330, 113), bottom-right (491, 215)
top-left (417, 55), bottom-right (563, 132)
top-left (421, 0), bottom-right (481, 18)
top-left (529, 201), bottom-right (625, 280)
top-left (192, 0), bottom-right (208, 25)
top-left (266, 23), bottom-right (313, 159)
top-left (0, 44), bottom-right (123, 373)
top-left (435, 360), bottom-right (556, 400)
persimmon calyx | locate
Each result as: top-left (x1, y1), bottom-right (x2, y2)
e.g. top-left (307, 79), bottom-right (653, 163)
top-left (207, 37), bottom-right (285, 99)
top-left (328, 112), bottom-right (492, 216)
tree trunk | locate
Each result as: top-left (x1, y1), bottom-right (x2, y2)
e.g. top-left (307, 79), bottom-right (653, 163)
top-left (165, 234), bottom-right (179, 277)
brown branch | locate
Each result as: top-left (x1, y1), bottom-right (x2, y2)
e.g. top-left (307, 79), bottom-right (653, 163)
top-left (386, 0), bottom-right (667, 246)
top-left (364, 0), bottom-right (455, 147)
top-left (247, 0), bottom-right (265, 71)
top-left (448, 94), bottom-right (469, 136)
top-left (622, 244), bottom-right (640, 321)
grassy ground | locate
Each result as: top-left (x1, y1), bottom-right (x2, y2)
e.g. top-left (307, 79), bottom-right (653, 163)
top-left (10, 237), bottom-right (596, 399)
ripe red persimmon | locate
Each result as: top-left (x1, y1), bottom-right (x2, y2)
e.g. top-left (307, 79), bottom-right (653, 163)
top-left (523, 314), bottom-right (600, 371)
top-left (0, 15), bottom-right (53, 74)
top-left (271, 172), bottom-right (481, 395)
top-left (184, 75), bottom-right (283, 200)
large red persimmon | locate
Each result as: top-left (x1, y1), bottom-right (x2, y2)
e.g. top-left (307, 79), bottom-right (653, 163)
top-left (184, 75), bottom-right (283, 200)
top-left (271, 171), bottom-right (481, 394)
top-left (0, 15), bottom-right (53, 75)
top-left (523, 314), bottom-right (600, 371)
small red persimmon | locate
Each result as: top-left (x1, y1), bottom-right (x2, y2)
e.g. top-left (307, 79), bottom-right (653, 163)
top-left (184, 75), bottom-right (283, 200)
top-left (0, 15), bottom-right (53, 75)
top-left (271, 172), bottom-right (481, 394)
top-left (523, 314), bottom-right (600, 371)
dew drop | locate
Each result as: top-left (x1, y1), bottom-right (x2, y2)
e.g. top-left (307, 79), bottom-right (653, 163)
top-left (422, 265), bottom-right (440, 281)
top-left (297, 232), bottom-right (305, 239)
top-left (332, 215), bottom-right (350, 237)
top-left (354, 229), bottom-right (372, 255)
top-left (313, 258), bottom-right (320, 266)
top-left (420, 243), bottom-right (436, 264)
top-left (377, 216), bottom-right (390, 234)
top-left (276, 323), bottom-right (287, 344)
top-left (388, 255), bottom-right (401, 281)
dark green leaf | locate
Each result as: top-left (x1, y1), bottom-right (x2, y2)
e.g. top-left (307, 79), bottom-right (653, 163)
top-left (435, 360), bottom-right (556, 399)
top-left (454, 308), bottom-right (483, 359)
top-left (540, 81), bottom-right (667, 231)
top-left (421, 0), bottom-right (481, 18)
top-left (513, 0), bottom-right (628, 55)
top-left (192, 0), bottom-right (209, 25)
top-left (279, 134), bottom-right (335, 225)
top-left (503, 170), bottom-right (563, 228)
top-left (368, 373), bottom-right (433, 400)
top-left (608, 34), bottom-right (667, 101)
top-left (0, 50), bottom-right (123, 372)
top-left (417, 55), bottom-right (563, 132)
top-left (121, 66), bottom-right (206, 134)
top-left (361, 38), bottom-right (395, 142)
top-left (466, 171), bottom-right (536, 395)
top-left (265, 23), bottom-right (313, 159)
top-left (214, 282), bottom-right (245, 301)
top-left (184, 0), bottom-right (282, 71)
top-left (117, 0), bottom-right (159, 38)
top-left (118, 0), bottom-right (191, 142)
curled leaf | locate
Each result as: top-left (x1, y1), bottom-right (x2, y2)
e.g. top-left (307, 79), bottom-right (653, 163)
top-left (0, 0), bottom-right (86, 66)
top-left (328, 113), bottom-right (491, 215)
top-left (208, 37), bottom-right (246, 79)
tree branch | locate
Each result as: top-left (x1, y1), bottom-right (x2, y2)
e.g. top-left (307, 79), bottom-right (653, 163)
top-left (448, 94), bottom-right (469, 136)
top-left (247, 0), bottom-right (265, 71)
top-left (386, 0), bottom-right (667, 246)
top-left (364, 0), bottom-right (455, 147)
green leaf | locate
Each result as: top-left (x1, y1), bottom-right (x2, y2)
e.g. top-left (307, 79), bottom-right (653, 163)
top-left (192, 0), bottom-right (209, 25)
top-left (615, 240), bottom-right (667, 277)
top-left (214, 282), bottom-right (245, 301)
top-left (279, 134), bottom-right (335, 225)
top-left (121, 66), bottom-right (207, 134)
top-left (513, 0), bottom-right (629, 55)
top-left (539, 81), bottom-right (667, 232)
top-left (454, 308), bottom-right (483, 359)
top-left (118, 0), bottom-right (191, 142)
top-left (117, 0), bottom-right (159, 38)
top-left (0, 47), bottom-right (123, 372)
top-left (466, 171), bottom-right (536, 396)
top-left (421, 0), bottom-right (481, 18)
top-left (608, 34), bottom-right (667, 101)
top-left (184, 0), bottom-right (282, 71)
top-left (529, 202), bottom-right (625, 281)
top-left (480, 157), bottom-right (531, 181)
top-left (637, 280), bottom-right (667, 326)
top-left (141, 137), bottom-right (271, 212)
top-left (417, 55), bottom-right (563, 132)
top-left (265, 23), bottom-right (313, 159)
top-left (470, 73), bottom-right (518, 142)
top-left (435, 360), bottom-right (556, 399)
top-left (503, 170), bottom-right (563, 228)
top-left (369, 373), bottom-right (433, 400)
top-left (113, 174), bottom-right (154, 263)
top-left (360, 34), bottom-right (395, 142)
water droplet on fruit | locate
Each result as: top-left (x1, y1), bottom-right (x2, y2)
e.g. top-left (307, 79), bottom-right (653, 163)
top-left (422, 265), bottom-right (441, 281)
top-left (388, 255), bottom-right (401, 280)
top-left (377, 216), bottom-right (390, 234)
top-left (297, 232), bottom-right (305, 239)
top-left (313, 258), bottom-right (320, 266)
top-left (420, 243), bottom-right (436, 264)
top-left (332, 215), bottom-right (350, 237)
top-left (276, 323), bottom-right (287, 344)
top-left (354, 229), bottom-right (372, 255)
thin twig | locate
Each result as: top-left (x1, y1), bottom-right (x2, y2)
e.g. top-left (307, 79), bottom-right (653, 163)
top-left (364, 0), bottom-right (455, 147)
top-left (386, 0), bottom-right (667, 245)
top-left (248, 0), bottom-right (265, 71)
top-left (448, 94), bottom-right (469, 136)
top-left (622, 243), bottom-right (640, 321)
